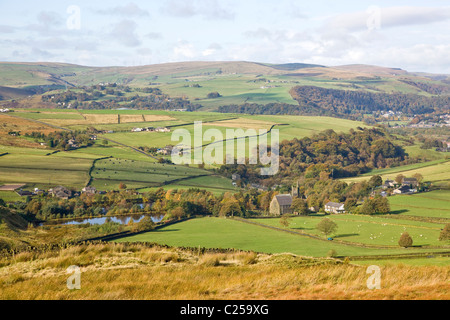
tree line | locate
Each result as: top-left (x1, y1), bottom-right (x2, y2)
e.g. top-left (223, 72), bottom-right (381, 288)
top-left (218, 127), bottom-right (409, 186)
top-left (41, 85), bottom-right (201, 111)
top-left (216, 85), bottom-right (450, 119)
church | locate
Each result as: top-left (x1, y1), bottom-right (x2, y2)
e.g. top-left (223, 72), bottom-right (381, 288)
top-left (269, 182), bottom-right (300, 215)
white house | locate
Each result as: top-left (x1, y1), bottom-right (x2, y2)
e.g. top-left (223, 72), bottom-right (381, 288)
top-left (324, 202), bottom-right (345, 214)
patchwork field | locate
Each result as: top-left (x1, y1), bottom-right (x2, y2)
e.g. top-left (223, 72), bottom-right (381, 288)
top-left (342, 159), bottom-right (450, 187)
top-left (90, 158), bottom-right (215, 191)
top-left (114, 216), bottom-right (448, 259)
top-left (252, 213), bottom-right (445, 247)
top-left (0, 153), bottom-right (94, 189)
top-left (388, 190), bottom-right (450, 219)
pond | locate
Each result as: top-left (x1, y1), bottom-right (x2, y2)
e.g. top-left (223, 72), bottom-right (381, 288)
top-left (41, 214), bottom-right (165, 226)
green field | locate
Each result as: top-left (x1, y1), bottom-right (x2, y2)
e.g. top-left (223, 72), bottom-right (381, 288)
top-left (114, 217), bottom-right (448, 258)
top-left (0, 153), bottom-right (93, 189)
top-left (388, 190), bottom-right (450, 219)
top-left (114, 189), bottom-right (449, 261)
top-left (252, 214), bottom-right (445, 247)
top-left (142, 175), bottom-right (238, 196)
top-left (342, 159), bottom-right (450, 187)
top-left (90, 158), bottom-right (214, 191)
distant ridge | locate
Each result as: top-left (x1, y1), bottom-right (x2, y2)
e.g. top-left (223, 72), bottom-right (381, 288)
top-left (261, 62), bottom-right (327, 71)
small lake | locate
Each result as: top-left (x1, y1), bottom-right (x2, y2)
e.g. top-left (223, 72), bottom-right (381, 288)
top-left (41, 214), bottom-right (164, 226)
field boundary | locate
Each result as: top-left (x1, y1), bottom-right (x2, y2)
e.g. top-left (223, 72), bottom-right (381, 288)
top-left (359, 159), bottom-right (450, 177)
top-left (348, 251), bottom-right (450, 261)
top-left (86, 156), bottom-right (113, 188)
top-left (234, 217), bottom-right (450, 250)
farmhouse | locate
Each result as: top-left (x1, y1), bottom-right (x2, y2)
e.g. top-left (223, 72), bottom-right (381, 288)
top-left (382, 179), bottom-right (395, 188)
top-left (231, 174), bottom-right (241, 181)
top-left (393, 185), bottom-right (417, 195)
top-left (402, 177), bottom-right (418, 187)
top-left (269, 194), bottom-right (293, 215)
top-left (82, 186), bottom-right (97, 194)
top-left (49, 186), bottom-right (72, 200)
top-left (16, 190), bottom-right (33, 197)
top-left (324, 202), bottom-right (345, 214)
top-left (157, 145), bottom-right (174, 155)
top-left (155, 127), bottom-right (171, 133)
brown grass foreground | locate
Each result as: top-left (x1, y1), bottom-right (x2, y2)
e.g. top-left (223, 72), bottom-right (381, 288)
top-left (0, 243), bottom-right (448, 300)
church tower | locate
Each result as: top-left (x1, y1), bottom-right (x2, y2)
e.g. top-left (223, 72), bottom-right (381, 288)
top-left (291, 181), bottom-right (300, 198)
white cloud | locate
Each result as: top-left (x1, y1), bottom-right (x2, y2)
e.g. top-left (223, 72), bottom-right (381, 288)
top-left (171, 41), bottom-right (197, 60)
top-left (96, 2), bottom-right (150, 17)
top-left (323, 6), bottom-right (450, 33)
top-left (161, 0), bottom-right (235, 20)
top-left (110, 20), bottom-right (141, 47)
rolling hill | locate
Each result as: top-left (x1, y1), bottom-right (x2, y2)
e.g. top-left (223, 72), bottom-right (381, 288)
top-left (0, 60), bottom-right (449, 112)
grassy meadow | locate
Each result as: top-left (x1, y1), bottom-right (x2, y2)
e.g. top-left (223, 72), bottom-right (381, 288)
top-left (342, 159), bottom-right (450, 187)
top-left (90, 158), bottom-right (214, 191)
top-left (114, 216), bottom-right (449, 259)
top-left (0, 153), bottom-right (93, 189)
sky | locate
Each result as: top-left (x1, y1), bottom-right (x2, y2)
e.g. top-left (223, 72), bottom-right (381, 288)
top-left (1, 0), bottom-right (450, 73)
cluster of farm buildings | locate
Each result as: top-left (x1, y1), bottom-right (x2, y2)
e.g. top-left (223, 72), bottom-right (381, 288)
top-left (131, 127), bottom-right (171, 133)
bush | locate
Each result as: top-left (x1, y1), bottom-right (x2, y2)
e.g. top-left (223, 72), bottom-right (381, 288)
top-left (439, 224), bottom-right (450, 241)
top-left (327, 249), bottom-right (338, 258)
top-left (206, 92), bottom-right (221, 99)
top-left (398, 232), bottom-right (413, 248)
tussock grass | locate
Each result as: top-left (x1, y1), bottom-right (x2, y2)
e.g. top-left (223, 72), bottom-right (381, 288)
top-left (0, 242), bottom-right (448, 300)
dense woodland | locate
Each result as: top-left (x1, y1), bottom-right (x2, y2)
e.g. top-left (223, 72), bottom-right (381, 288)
top-left (398, 79), bottom-right (450, 95)
top-left (219, 127), bottom-right (409, 187)
top-left (289, 86), bottom-right (450, 116)
top-left (41, 84), bottom-right (201, 111)
top-left (217, 86), bottom-right (450, 119)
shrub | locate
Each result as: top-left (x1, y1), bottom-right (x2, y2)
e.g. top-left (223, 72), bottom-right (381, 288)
top-left (398, 232), bottom-right (413, 248)
top-left (439, 224), bottom-right (450, 241)
top-left (327, 249), bottom-right (338, 258)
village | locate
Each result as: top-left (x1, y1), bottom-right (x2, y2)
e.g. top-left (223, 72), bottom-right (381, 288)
top-left (268, 175), bottom-right (423, 216)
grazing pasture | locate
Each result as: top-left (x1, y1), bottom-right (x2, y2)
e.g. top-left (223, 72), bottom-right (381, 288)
top-left (114, 217), bottom-right (448, 258)
top-left (89, 158), bottom-right (214, 190)
top-left (0, 153), bottom-right (93, 189)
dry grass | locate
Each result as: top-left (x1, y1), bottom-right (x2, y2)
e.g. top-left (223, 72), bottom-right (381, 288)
top-left (204, 118), bottom-right (275, 130)
top-left (40, 114), bottom-right (176, 126)
top-left (0, 114), bottom-right (56, 135)
top-left (0, 243), bottom-right (448, 300)
top-left (0, 114), bottom-right (55, 148)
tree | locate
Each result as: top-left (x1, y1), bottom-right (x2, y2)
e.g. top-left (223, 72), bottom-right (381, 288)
top-left (207, 92), bottom-right (221, 99)
top-left (219, 199), bottom-right (242, 217)
top-left (398, 232), bottom-right (413, 248)
top-left (119, 182), bottom-right (127, 190)
top-left (412, 173), bottom-right (423, 185)
top-left (137, 216), bottom-right (155, 231)
top-left (368, 175), bottom-right (383, 188)
top-left (344, 198), bottom-right (357, 213)
top-left (439, 223), bottom-right (450, 241)
top-left (317, 218), bottom-right (338, 238)
top-left (279, 215), bottom-right (291, 228)
top-left (395, 174), bottom-right (405, 185)
top-left (291, 198), bottom-right (309, 215)
top-left (359, 196), bottom-right (390, 215)
top-left (373, 196), bottom-right (390, 214)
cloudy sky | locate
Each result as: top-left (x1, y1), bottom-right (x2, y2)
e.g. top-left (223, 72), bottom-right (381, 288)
top-left (1, 0), bottom-right (450, 73)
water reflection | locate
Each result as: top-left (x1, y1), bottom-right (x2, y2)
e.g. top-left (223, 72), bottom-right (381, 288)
top-left (42, 214), bottom-right (164, 226)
